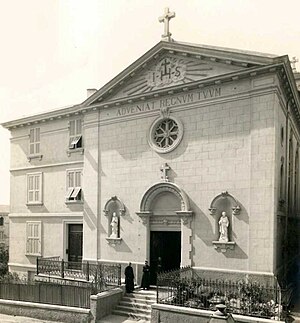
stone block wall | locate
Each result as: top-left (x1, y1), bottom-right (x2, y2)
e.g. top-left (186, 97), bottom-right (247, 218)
top-left (95, 78), bottom-right (278, 274)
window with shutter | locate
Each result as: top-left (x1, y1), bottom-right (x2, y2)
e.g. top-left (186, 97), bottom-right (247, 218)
top-left (69, 119), bottom-right (82, 149)
top-left (26, 221), bottom-right (42, 256)
top-left (27, 173), bottom-right (43, 205)
top-left (66, 169), bottom-right (82, 202)
top-left (29, 128), bottom-right (40, 155)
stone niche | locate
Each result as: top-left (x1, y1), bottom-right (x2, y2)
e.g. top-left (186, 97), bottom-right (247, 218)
top-left (103, 196), bottom-right (125, 246)
top-left (209, 191), bottom-right (241, 253)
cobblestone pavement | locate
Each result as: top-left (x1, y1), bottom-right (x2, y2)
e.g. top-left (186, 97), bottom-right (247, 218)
top-left (0, 313), bottom-right (63, 323)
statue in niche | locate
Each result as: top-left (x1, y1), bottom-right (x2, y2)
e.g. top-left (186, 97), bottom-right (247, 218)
top-left (218, 211), bottom-right (229, 242)
top-left (110, 212), bottom-right (119, 238)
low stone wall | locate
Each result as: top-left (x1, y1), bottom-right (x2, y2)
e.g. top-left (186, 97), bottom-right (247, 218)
top-left (0, 299), bottom-right (91, 323)
top-left (151, 304), bottom-right (285, 323)
top-left (90, 286), bottom-right (125, 321)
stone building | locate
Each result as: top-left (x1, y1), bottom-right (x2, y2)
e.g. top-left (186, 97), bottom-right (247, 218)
top-left (0, 205), bottom-right (9, 248)
top-left (2, 17), bottom-right (300, 285)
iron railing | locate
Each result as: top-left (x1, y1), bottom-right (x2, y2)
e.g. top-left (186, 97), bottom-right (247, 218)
top-left (36, 258), bottom-right (121, 292)
top-left (157, 268), bottom-right (283, 320)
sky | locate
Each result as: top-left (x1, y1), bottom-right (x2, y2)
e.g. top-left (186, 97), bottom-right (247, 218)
top-left (0, 0), bottom-right (299, 205)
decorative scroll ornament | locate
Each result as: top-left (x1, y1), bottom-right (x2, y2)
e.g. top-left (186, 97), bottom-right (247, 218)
top-left (103, 196), bottom-right (125, 217)
top-left (209, 191), bottom-right (241, 216)
top-left (160, 106), bottom-right (170, 118)
top-left (137, 182), bottom-right (193, 225)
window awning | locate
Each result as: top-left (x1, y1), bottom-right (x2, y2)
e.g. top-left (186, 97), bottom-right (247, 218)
top-left (66, 187), bottom-right (74, 199)
top-left (69, 135), bottom-right (82, 149)
top-left (71, 187), bottom-right (81, 199)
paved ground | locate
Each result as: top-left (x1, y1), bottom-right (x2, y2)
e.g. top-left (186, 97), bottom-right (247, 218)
top-left (98, 315), bottom-right (148, 322)
top-left (0, 313), bottom-right (147, 323)
top-left (0, 313), bottom-right (64, 323)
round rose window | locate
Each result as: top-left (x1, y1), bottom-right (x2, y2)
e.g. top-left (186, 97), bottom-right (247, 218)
top-left (148, 116), bottom-right (183, 153)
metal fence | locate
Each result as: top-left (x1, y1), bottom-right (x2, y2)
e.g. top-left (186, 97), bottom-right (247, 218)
top-left (157, 268), bottom-right (283, 320)
top-left (0, 282), bottom-right (92, 308)
top-left (36, 258), bottom-right (121, 292)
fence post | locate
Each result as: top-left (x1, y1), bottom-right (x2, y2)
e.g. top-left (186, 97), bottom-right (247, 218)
top-left (38, 283), bottom-right (41, 303)
top-left (61, 259), bottom-right (64, 279)
top-left (18, 283), bottom-right (21, 301)
top-left (118, 264), bottom-right (121, 286)
top-left (86, 261), bottom-right (90, 281)
top-left (36, 257), bottom-right (39, 275)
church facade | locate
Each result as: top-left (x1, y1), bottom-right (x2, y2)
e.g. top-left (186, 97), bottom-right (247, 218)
top-left (2, 38), bottom-right (300, 284)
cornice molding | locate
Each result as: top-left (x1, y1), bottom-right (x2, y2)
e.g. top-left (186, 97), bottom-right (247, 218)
top-left (2, 52), bottom-right (299, 132)
top-left (9, 212), bottom-right (83, 218)
top-left (10, 160), bottom-right (84, 172)
top-left (0, 65), bottom-right (270, 129)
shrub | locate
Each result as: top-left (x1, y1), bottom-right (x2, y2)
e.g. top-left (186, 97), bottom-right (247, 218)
top-left (0, 246), bottom-right (8, 276)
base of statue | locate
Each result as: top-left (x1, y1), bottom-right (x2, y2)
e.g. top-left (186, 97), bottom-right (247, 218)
top-left (106, 237), bottom-right (122, 247)
top-left (212, 241), bottom-right (236, 253)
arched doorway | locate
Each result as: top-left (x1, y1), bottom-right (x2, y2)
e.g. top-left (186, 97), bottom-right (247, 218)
top-left (136, 182), bottom-right (193, 284)
top-left (150, 191), bottom-right (182, 283)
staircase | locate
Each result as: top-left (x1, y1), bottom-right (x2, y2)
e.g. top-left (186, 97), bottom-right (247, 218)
top-left (112, 288), bottom-right (156, 321)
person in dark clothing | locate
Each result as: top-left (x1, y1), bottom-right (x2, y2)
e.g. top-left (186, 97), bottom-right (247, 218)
top-left (157, 257), bottom-right (162, 274)
top-left (141, 260), bottom-right (150, 290)
top-left (124, 262), bottom-right (134, 293)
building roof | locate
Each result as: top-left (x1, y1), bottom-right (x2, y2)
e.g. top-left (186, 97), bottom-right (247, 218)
top-left (1, 40), bottom-right (298, 129)
top-left (174, 40), bottom-right (278, 59)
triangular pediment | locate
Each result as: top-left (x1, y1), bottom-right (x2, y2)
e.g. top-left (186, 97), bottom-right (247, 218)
top-left (83, 41), bottom-right (278, 106)
top-left (106, 54), bottom-right (244, 100)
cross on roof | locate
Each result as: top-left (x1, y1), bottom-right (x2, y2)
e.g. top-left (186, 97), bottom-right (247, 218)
top-left (290, 57), bottom-right (298, 72)
top-left (160, 163), bottom-right (170, 182)
top-left (158, 7), bottom-right (175, 42)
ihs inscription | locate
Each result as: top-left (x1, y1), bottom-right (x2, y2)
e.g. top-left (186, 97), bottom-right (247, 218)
top-left (122, 56), bottom-right (214, 96)
top-left (147, 57), bottom-right (186, 87)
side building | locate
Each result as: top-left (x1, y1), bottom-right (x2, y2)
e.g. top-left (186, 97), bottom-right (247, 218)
top-left (0, 205), bottom-right (9, 248)
top-left (2, 40), bottom-right (300, 286)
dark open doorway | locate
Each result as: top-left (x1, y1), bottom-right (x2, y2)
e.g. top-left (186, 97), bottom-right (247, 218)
top-left (67, 224), bottom-right (83, 269)
top-left (150, 231), bottom-right (181, 284)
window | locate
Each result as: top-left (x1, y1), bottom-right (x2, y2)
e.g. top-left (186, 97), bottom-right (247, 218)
top-left (0, 231), bottom-right (4, 240)
top-left (29, 128), bottom-right (40, 155)
top-left (27, 173), bottom-right (43, 205)
top-left (148, 116), bottom-right (183, 154)
top-left (69, 119), bottom-right (82, 149)
top-left (66, 169), bottom-right (82, 202)
top-left (0, 217), bottom-right (3, 226)
top-left (26, 221), bottom-right (42, 256)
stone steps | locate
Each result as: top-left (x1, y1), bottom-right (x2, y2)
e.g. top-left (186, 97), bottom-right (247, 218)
top-left (112, 289), bottom-right (156, 321)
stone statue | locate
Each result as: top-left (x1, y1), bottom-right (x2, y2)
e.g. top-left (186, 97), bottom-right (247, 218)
top-left (110, 212), bottom-right (119, 238)
top-left (218, 211), bottom-right (229, 242)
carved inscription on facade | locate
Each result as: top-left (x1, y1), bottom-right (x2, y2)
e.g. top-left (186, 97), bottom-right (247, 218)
top-left (147, 57), bottom-right (186, 87)
top-left (115, 87), bottom-right (221, 117)
top-left (116, 102), bottom-right (155, 116)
